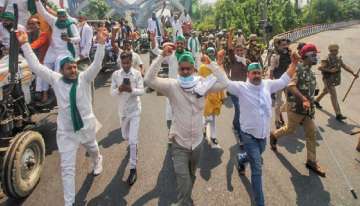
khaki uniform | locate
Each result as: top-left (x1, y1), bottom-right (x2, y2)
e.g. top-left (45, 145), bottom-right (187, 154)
top-left (315, 55), bottom-right (343, 115)
top-left (247, 43), bottom-right (263, 66)
top-left (273, 64), bottom-right (317, 162)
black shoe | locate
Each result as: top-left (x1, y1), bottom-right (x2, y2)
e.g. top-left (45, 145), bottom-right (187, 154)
top-left (127, 168), bottom-right (137, 186)
top-left (270, 132), bottom-right (277, 151)
top-left (275, 120), bottom-right (284, 129)
top-left (314, 101), bottom-right (322, 109)
top-left (336, 114), bottom-right (347, 122)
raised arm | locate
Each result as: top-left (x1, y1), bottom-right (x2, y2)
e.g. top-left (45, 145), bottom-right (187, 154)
top-left (18, 32), bottom-right (60, 84)
top-left (144, 54), bottom-right (172, 96)
top-left (82, 28), bottom-right (107, 82)
top-left (149, 31), bottom-right (162, 55)
top-left (35, 0), bottom-right (56, 25)
top-left (268, 53), bottom-right (297, 93)
top-left (207, 62), bottom-right (228, 92)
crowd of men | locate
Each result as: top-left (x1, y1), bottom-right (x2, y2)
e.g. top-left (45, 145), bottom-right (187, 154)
top-left (0, 1), bottom-right (359, 206)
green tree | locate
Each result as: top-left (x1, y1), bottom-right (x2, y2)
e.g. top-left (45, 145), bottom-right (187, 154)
top-left (82, 0), bottom-right (110, 20)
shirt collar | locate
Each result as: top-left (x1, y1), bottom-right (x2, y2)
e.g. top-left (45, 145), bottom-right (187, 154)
top-left (120, 67), bottom-right (135, 76)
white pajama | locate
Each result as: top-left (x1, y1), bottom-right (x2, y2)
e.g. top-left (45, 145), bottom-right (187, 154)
top-left (121, 115), bottom-right (140, 169)
top-left (205, 115), bottom-right (216, 139)
top-left (58, 133), bottom-right (100, 206)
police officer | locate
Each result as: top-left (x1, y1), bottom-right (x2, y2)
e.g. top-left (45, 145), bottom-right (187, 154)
top-left (270, 43), bottom-right (326, 177)
top-left (246, 34), bottom-right (263, 66)
top-left (314, 44), bottom-right (359, 121)
top-left (269, 38), bottom-right (292, 128)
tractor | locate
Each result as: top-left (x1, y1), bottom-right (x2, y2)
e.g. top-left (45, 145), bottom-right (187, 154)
top-left (0, 4), bottom-right (52, 200)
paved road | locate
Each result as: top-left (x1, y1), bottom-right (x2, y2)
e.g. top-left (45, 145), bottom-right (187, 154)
top-left (2, 24), bottom-right (360, 206)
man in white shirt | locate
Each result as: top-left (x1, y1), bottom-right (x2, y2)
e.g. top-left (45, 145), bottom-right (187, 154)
top-left (147, 12), bottom-right (162, 45)
top-left (187, 31), bottom-right (200, 68)
top-left (110, 51), bottom-right (144, 186)
top-left (77, 15), bottom-right (93, 60)
top-left (16, 27), bottom-right (107, 206)
top-left (179, 10), bottom-right (192, 25)
top-left (0, 12), bottom-right (26, 50)
top-left (35, 0), bottom-right (80, 103)
top-left (0, 0), bottom-right (31, 26)
top-left (170, 12), bottom-right (183, 42)
top-left (226, 60), bottom-right (297, 206)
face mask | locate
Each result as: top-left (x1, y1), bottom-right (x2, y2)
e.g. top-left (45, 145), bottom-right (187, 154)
top-left (178, 75), bottom-right (194, 83)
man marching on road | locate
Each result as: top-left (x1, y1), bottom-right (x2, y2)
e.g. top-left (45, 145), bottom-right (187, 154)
top-left (226, 58), bottom-right (297, 206)
top-left (314, 44), bottom-right (359, 122)
top-left (110, 51), bottom-right (144, 186)
top-left (270, 43), bottom-right (326, 178)
top-left (16, 27), bottom-right (107, 206)
top-left (145, 45), bottom-right (227, 205)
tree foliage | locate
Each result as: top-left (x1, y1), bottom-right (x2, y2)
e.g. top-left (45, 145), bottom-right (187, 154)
top-left (192, 0), bottom-right (360, 36)
top-left (82, 0), bottom-right (110, 20)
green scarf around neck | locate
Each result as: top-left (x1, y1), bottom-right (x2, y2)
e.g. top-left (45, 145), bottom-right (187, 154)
top-left (62, 76), bottom-right (84, 132)
top-left (56, 18), bottom-right (76, 58)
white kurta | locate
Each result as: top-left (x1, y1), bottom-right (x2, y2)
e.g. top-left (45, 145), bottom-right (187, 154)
top-left (147, 18), bottom-right (163, 43)
top-left (22, 43), bottom-right (105, 152)
top-left (35, 1), bottom-right (80, 65)
top-left (77, 22), bottom-right (93, 58)
top-left (0, 0), bottom-right (30, 26)
top-left (110, 68), bottom-right (144, 169)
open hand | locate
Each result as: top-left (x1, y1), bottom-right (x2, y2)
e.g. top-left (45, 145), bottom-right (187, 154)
top-left (97, 27), bottom-right (108, 45)
top-left (161, 43), bottom-right (175, 57)
top-left (217, 49), bottom-right (225, 65)
top-left (290, 51), bottom-right (299, 65)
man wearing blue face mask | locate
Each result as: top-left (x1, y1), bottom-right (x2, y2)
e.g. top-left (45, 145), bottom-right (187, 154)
top-left (145, 45), bottom-right (227, 206)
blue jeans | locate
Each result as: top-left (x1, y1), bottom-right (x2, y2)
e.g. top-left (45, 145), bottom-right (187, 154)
top-left (230, 94), bottom-right (241, 140)
top-left (242, 132), bottom-right (266, 206)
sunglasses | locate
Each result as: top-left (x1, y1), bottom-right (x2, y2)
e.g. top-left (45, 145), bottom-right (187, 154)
top-left (330, 50), bottom-right (338, 52)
